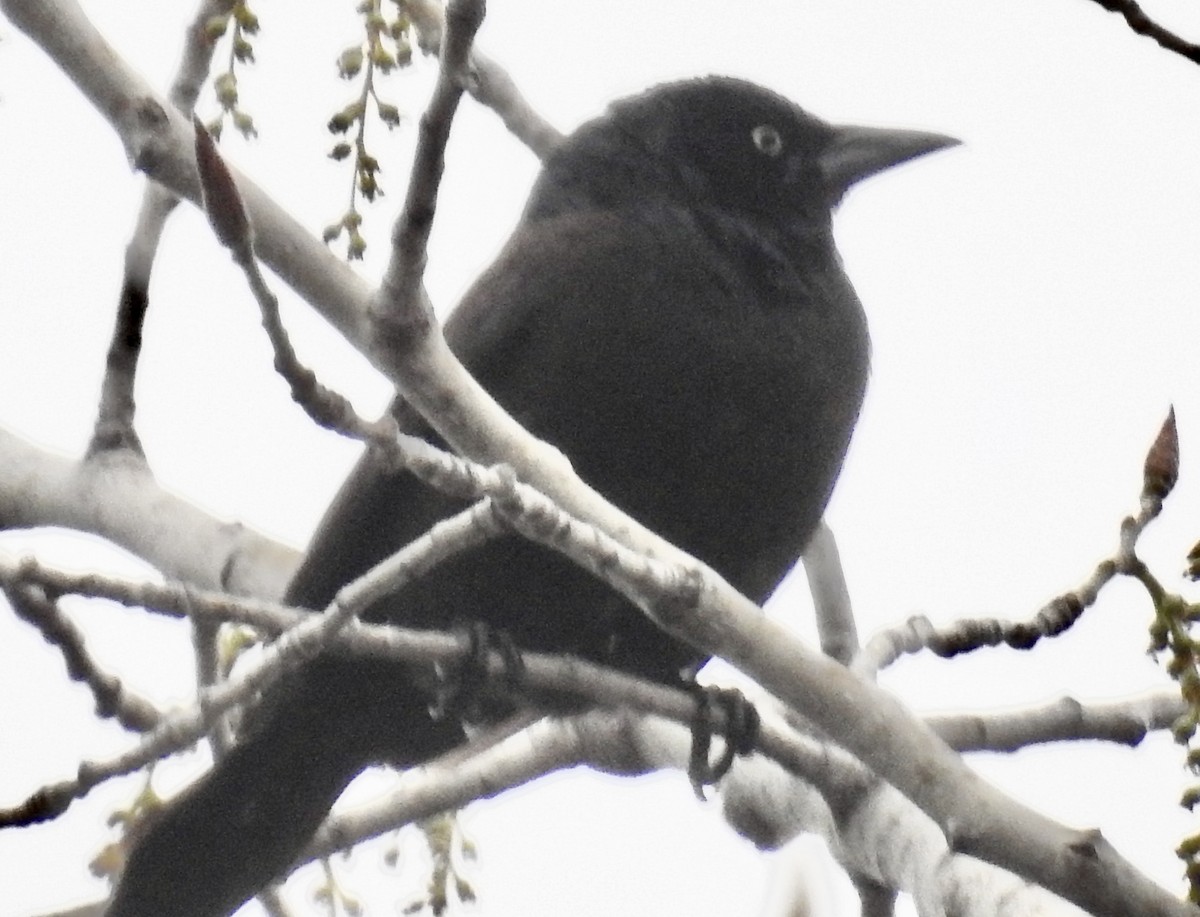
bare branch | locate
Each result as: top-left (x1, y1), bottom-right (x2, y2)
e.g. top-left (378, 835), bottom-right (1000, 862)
top-left (305, 710), bottom-right (1093, 917)
top-left (7, 546), bottom-right (1189, 915)
top-left (0, 555), bottom-right (790, 773)
top-left (0, 0), bottom-right (375, 349)
top-left (0, 426), bottom-right (298, 598)
top-left (930, 690), bottom-right (1185, 752)
top-left (3, 582), bottom-right (162, 732)
top-left (802, 521), bottom-right (858, 665)
top-left (853, 471), bottom-right (1166, 675)
top-left (32, 708), bottom-right (1100, 917)
top-left (89, 0), bottom-right (241, 459)
top-left (1086, 0), bottom-right (1200, 66)
top-left (7, 530), bottom-right (1186, 913)
top-left (374, 0), bottom-right (485, 353)
top-left (723, 738), bottom-right (1094, 917)
top-left (406, 0), bottom-right (563, 158)
top-left (0, 501), bottom-right (497, 827)
top-left (30, 903), bottom-right (105, 917)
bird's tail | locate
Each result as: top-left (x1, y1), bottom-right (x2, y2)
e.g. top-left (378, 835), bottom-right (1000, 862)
top-left (106, 679), bottom-right (361, 917)
top-left (106, 654), bottom-right (460, 917)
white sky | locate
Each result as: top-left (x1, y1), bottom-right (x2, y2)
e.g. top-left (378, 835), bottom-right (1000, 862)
top-left (2, 1), bottom-right (1200, 915)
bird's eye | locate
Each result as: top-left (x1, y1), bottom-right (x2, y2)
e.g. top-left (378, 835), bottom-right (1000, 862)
top-left (751, 124), bottom-right (784, 158)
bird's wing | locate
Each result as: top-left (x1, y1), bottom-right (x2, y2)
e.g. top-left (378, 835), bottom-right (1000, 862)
top-left (285, 207), bottom-right (695, 610)
top-left (286, 203), bottom-right (831, 614)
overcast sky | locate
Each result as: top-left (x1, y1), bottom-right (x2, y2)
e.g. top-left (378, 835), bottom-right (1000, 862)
top-left (3, 2), bottom-right (1200, 915)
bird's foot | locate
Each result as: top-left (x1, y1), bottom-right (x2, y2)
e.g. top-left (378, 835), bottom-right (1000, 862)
top-left (687, 685), bottom-right (760, 800)
top-left (430, 621), bottom-right (525, 724)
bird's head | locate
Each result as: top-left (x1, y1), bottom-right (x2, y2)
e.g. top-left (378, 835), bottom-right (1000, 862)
top-left (531, 76), bottom-right (957, 235)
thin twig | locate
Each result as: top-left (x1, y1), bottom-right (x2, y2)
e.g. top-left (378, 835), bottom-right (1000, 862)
top-left (374, 0), bottom-right (486, 347)
top-left (854, 410), bottom-right (1177, 675)
top-left (3, 583), bottom-right (161, 732)
top-left (802, 522), bottom-right (858, 665)
top-left (88, 0), bottom-right (238, 459)
top-left (1087, 0), bottom-right (1200, 66)
top-left (406, 0), bottom-right (563, 158)
top-left (0, 502), bottom-right (496, 828)
top-left (929, 689), bottom-right (1185, 752)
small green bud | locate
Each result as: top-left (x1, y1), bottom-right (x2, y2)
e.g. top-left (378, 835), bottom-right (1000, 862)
top-left (203, 14), bottom-right (230, 41)
top-left (214, 72), bottom-right (238, 109)
top-left (234, 5), bottom-right (259, 33)
top-left (370, 44), bottom-right (397, 73)
top-left (233, 35), bottom-right (255, 63)
top-left (1184, 786), bottom-right (1200, 810)
top-left (395, 35), bottom-right (412, 67)
top-left (231, 110), bottom-right (257, 138)
top-left (327, 101), bottom-right (363, 134)
top-left (376, 100), bottom-right (401, 128)
top-left (358, 169), bottom-right (379, 202)
top-left (337, 46), bottom-right (364, 79)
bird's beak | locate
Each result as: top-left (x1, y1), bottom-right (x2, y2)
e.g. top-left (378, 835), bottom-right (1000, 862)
top-left (820, 124), bottom-right (959, 199)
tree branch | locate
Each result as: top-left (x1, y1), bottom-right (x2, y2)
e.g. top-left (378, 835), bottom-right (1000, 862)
top-left (406, 0), bottom-right (563, 158)
top-left (853, 484), bottom-right (1162, 676)
top-left (0, 425), bottom-right (297, 598)
top-left (3, 582), bottom-right (162, 732)
top-left (1086, 0), bottom-right (1200, 66)
top-left (802, 521), bottom-right (858, 665)
top-left (89, 0), bottom-right (239, 459)
top-left (6, 545), bottom-right (1186, 914)
top-left (931, 690), bottom-right (1184, 752)
top-left (375, 0), bottom-right (484, 343)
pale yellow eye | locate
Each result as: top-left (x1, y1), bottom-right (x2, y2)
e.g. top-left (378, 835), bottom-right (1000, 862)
top-left (751, 124), bottom-right (783, 157)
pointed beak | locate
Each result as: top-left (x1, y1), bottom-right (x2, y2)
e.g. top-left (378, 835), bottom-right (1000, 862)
top-left (820, 124), bottom-right (959, 199)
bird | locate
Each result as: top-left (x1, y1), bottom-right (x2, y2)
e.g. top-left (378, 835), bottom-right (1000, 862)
top-left (107, 76), bottom-right (955, 916)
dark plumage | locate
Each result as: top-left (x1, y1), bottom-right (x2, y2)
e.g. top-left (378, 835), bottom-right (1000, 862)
top-left (108, 76), bottom-right (954, 916)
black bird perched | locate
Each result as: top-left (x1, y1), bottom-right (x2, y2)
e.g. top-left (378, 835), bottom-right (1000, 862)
top-left (108, 76), bottom-right (954, 916)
